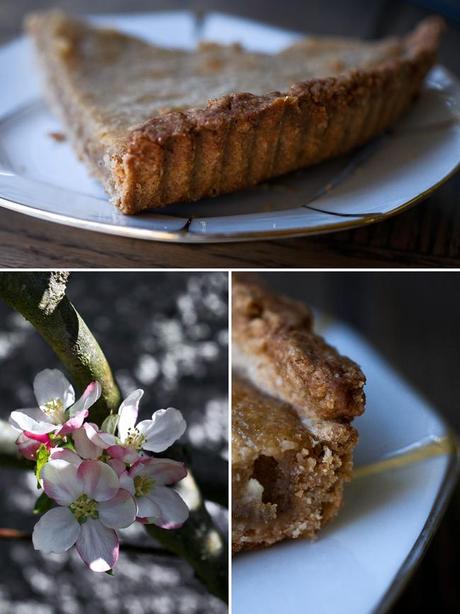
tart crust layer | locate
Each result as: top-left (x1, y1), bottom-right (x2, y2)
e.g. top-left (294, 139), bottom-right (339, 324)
top-left (26, 11), bottom-right (443, 213)
top-left (232, 274), bottom-right (366, 421)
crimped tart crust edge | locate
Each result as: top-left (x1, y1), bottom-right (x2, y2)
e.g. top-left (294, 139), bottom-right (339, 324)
top-left (118, 17), bottom-right (443, 213)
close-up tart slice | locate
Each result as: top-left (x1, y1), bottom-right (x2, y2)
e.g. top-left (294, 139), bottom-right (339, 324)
top-left (26, 10), bottom-right (443, 213)
top-left (232, 276), bottom-right (366, 552)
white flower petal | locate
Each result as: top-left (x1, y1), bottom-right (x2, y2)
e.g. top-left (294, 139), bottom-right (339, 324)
top-left (9, 410), bottom-right (56, 435)
top-left (33, 369), bottom-right (75, 410)
top-left (76, 518), bottom-right (119, 572)
top-left (73, 427), bottom-right (101, 460)
top-left (32, 507), bottom-right (80, 553)
top-left (68, 382), bottom-right (101, 418)
top-left (139, 408), bottom-right (186, 453)
top-left (130, 458), bottom-right (187, 485)
top-left (98, 490), bottom-right (136, 529)
top-left (50, 448), bottom-right (82, 465)
top-left (117, 389), bottom-right (144, 441)
top-left (42, 459), bottom-right (83, 505)
top-left (146, 487), bottom-right (189, 529)
top-left (136, 495), bottom-right (161, 518)
top-left (84, 423), bottom-right (117, 449)
top-left (77, 460), bottom-right (119, 502)
top-left (119, 472), bottom-right (135, 495)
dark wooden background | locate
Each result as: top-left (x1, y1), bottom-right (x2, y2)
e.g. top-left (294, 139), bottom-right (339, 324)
top-left (0, 0), bottom-right (459, 268)
top-left (263, 271), bottom-right (460, 614)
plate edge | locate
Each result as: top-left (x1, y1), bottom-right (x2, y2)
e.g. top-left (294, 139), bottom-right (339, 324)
top-left (375, 431), bottom-right (460, 614)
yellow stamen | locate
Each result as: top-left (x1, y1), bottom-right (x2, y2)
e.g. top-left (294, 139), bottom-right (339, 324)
top-left (125, 428), bottom-right (145, 450)
top-left (134, 475), bottom-right (155, 497)
top-left (70, 494), bottom-right (99, 523)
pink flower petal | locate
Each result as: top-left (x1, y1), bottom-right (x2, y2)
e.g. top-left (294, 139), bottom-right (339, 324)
top-left (55, 408), bottom-right (88, 436)
top-left (24, 431), bottom-right (53, 443)
top-left (108, 459), bottom-right (127, 477)
top-left (32, 507), bottom-right (80, 553)
top-left (130, 458), bottom-right (187, 485)
top-left (16, 433), bottom-right (42, 460)
top-left (98, 490), bottom-right (137, 529)
top-left (84, 423), bottom-right (117, 449)
top-left (42, 459), bottom-right (83, 505)
top-left (77, 460), bottom-right (119, 502)
top-left (73, 426), bottom-right (102, 460)
top-left (117, 389), bottom-right (143, 441)
top-left (76, 518), bottom-right (119, 572)
top-left (68, 381), bottom-right (101, 417)
top-left (50, 447), bottom-right (82, 465)
top-left (33, 369), bottom-right (75, 410)
top-left (107, 444), bottom-right (140, 465)
top-left (9, 410), bottom-right (56, 435)
top-left (145, 487), bottom-right (189, 529)
top-left (138, 408), bottom-right (186, 453)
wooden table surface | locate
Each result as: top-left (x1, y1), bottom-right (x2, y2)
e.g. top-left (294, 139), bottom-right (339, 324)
top-left (0, 0), bottom-right (459, 268)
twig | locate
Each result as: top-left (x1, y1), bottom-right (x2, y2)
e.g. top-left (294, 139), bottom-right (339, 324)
top-left (0, 528), bottom-right (30, 540)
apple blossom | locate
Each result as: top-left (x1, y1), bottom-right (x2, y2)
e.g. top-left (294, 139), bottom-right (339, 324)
top-left (119, 458), bottom-right (189, 529)
top-left (10, 370), bottom-right (191, 574)
top-left (9, 369), bottom-right (101, 440)
top-left (110, 390), bottom-right (186, 457)
top-left (33, 459), bottom-right (136, 572)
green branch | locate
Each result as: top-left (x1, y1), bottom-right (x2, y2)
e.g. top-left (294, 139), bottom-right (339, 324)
top-left (0, 272), bottom-right (121, 425)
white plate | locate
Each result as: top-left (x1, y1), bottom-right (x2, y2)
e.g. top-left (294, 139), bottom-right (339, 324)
top-left (0, 11), bottom-right (459, 243)
top-left (232, 318), bottom-right (459, 614)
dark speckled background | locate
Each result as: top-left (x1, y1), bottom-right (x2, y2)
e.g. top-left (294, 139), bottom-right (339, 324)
top-left (0, 272), bottom-right (228, 614)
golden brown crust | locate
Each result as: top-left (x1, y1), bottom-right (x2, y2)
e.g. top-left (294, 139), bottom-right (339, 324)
top-left (232, 376), bottom-right (357, 553)
top-left (121, 17), bottom-right (443, 213)
top-left (232, 274), bottom-right (366, 421)
top-left (26, 11), bottom-right (444, 213)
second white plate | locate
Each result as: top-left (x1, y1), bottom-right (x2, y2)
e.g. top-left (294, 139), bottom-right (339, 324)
top-left (232, 319), bottom-right (459, 614)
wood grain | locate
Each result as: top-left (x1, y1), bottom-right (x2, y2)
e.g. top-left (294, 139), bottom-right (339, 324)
top-left (0, 0), bottom-right (459, 268)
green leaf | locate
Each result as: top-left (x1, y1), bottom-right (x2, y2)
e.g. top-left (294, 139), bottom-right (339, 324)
top-left (33, 492), bottom-right (54, 515)
top-left (105, 569), bottom-right (114, 576)
top-left (35, 444), bottom-right (50, 486)
top-left (101, 414), bottom-right (119, 435)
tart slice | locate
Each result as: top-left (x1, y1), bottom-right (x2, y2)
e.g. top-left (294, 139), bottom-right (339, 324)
top-left (26, 11), bottom-right (443, 214)
top-left (231, 277), bottom-right (365, 552)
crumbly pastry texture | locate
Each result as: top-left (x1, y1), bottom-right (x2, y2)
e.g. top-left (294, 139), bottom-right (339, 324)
top-left (232, 277), bottom-right (365, 553)
top-left (26, 11), bottom-right (443, 213)
top-left (232, 376), bottom-right (357, 553)
top-left (232, 274), bottom-right (366, 421)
